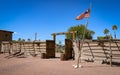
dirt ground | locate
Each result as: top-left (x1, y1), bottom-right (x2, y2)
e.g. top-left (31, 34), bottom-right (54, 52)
top-left (0, 54), bottom-right (120, 75)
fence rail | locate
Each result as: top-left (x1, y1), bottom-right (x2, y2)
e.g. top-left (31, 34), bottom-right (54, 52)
top-left (81, 40), bottom-right (120, 65)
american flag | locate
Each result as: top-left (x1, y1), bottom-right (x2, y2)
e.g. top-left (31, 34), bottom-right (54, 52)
top-left (76, 9), bottom-right (90, 20)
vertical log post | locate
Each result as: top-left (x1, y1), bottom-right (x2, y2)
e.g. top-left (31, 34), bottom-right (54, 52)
top-left (0, 42), bottom-right (1, 54)
top-left (109, 34), bottom-right (112, 67)
top-left (9, 41), bottom-right (12, 55)
top-left (20, 42), bottom-right (22, 53)
top-left (72, 31), bottom-right (75, 40)
top-left (33, 42), bottom-right (36, 56)
top-left (52, 34), bottom-right (56, 43)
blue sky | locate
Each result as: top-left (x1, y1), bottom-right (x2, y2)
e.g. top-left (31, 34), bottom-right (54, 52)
top-left (0, 0), bottom-right (120, 44)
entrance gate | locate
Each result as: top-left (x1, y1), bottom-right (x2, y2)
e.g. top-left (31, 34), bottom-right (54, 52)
top-left (65, 39), bottom-right (73, 60)
top-left (51, 31), bottom-right (77, 60)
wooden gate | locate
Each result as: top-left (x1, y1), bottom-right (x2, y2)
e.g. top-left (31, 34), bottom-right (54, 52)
top-left (65, 39), bottom-right (73, 60)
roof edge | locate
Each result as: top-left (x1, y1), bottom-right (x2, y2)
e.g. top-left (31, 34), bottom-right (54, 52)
top-left (0, 30), bottom-right (14, 33)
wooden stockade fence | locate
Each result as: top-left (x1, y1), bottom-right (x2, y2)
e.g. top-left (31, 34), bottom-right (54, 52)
top-left (0, 39), bottom-right (120, 66)
top-left (81, 39), bottom-right (120, 65)
top-left (0, 40), bottom-right (55, 58)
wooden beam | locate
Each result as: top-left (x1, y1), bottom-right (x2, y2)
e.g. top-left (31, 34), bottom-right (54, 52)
top-left (51, 31), bottom-right (77, 40)
top-left (51, 31), bottom-right (77, 36)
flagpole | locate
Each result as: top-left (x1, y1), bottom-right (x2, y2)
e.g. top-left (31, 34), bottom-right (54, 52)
top-left (90, 2), bottom-right (92, 12)
top-left (76, 18), bottom-right (88, 68)
top-left (76, 3), bottom-right (91, 68)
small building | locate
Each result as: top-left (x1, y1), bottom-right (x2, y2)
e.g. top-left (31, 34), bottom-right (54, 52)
top-left (0, 30), bottom-right (13, 53)
top-left (0, 30), bottom-right (13, 41)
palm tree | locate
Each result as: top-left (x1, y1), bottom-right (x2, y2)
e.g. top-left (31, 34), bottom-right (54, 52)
top-left (104, 28), bottom-right (109, 39)
top-left (112, 25), bottom-right (118, 39)
top-left (27, 38), bottom-right (31, 42)
top-left (22, 39), bottom-right (25, 42)
top-left (18, 38), bottom-right (22, 42)
top-left (86, 30), bottom-right (95, 39)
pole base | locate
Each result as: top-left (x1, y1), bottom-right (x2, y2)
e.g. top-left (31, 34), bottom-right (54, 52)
top-left (72, 64), bottom-right (83, 69)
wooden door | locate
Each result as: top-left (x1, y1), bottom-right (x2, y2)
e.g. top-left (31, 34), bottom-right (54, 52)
top-left (65, 39), bottom-right (73, 60)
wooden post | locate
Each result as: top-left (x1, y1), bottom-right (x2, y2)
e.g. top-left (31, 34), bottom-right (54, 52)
top-left (23, 42), bottom-right (25, 53)
top-left (33, 42), bottom-right (36, 56)
top-left (109, 34), bottom-right (112, 67)
top-left (9, 41), bottom-right (12, 55)
top-left (0, 42), bottom-right (2, 53)
top-left (53, 34), bottom-right (56, 43)
top-left (20, 42), bottom-right (22, 52)
top-left (72, 31), bottom-right (75, 40)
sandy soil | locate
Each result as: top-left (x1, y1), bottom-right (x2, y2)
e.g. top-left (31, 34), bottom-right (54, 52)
top-left (0, 54), bottom-right (120, 75)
